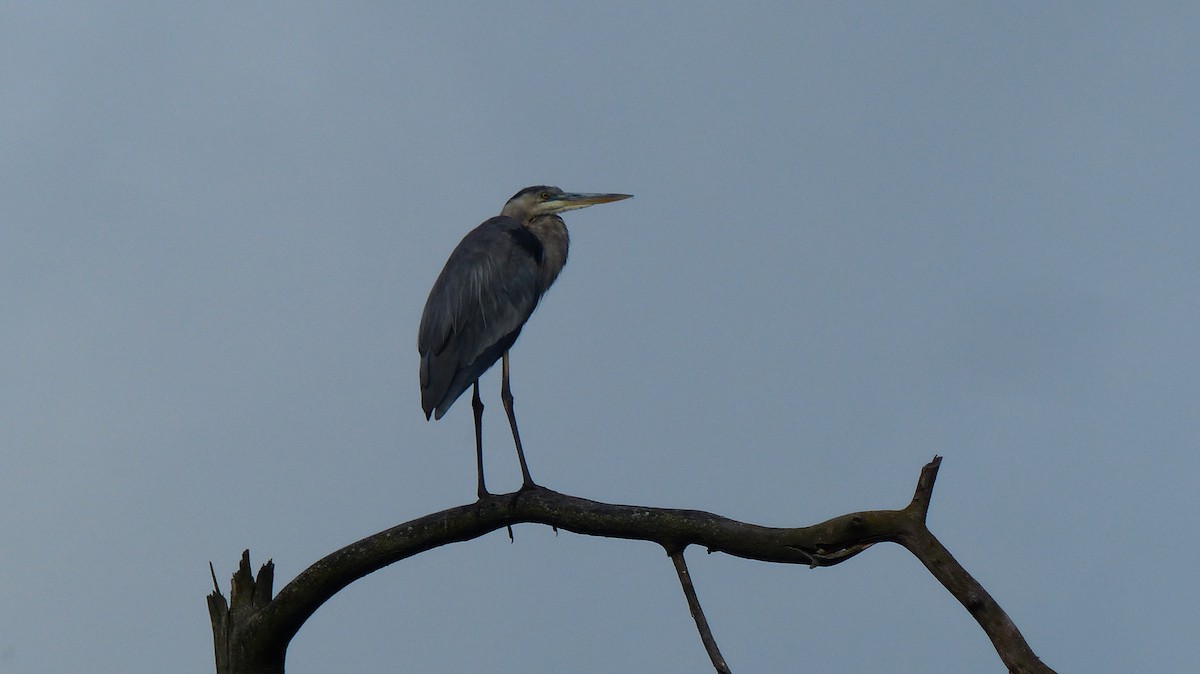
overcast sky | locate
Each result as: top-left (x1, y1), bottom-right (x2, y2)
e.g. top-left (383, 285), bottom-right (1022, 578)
top-left (2, 3), bottom-right (1198, 673)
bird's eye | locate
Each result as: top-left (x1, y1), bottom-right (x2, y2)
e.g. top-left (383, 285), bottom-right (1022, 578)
top-left (539, 191), bottom-right (550, 201)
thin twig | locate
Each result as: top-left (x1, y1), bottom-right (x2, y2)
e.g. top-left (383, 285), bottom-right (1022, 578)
top-left (669, 548), bottom-right (731, 674)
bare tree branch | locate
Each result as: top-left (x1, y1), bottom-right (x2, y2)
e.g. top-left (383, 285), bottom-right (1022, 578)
top-left (669, 548), bottom-right (732, 674)
top-left (207, 457), bottom-right (1056, 674)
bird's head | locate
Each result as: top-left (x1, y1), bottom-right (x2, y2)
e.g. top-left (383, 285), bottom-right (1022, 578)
top-left (502, 186), bottom-right (632, 221)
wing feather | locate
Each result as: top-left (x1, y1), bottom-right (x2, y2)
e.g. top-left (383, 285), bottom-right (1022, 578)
top-left (418, 217), bottom-right (543, 419)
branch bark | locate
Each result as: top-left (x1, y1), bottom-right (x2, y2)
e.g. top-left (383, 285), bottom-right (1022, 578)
top-left (207, 456), bottom-right (1056, 674)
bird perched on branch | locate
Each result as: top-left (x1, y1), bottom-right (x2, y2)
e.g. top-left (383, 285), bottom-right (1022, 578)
top-left (418, 186), bottom-right (632, 497)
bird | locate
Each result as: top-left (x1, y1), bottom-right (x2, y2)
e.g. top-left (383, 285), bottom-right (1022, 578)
top-left (418, 186), bottom-right (632, 498)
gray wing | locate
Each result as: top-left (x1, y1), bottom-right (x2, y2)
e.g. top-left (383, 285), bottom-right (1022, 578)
top-left (418, 216), bottom-right (543, 419)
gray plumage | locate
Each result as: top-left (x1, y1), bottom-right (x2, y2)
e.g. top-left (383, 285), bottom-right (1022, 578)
top-left (417, 185), bottom-right (631, 496)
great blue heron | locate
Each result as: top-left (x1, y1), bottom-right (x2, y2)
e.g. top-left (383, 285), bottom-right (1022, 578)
top-left (418, 185), bottom-right (632, 497)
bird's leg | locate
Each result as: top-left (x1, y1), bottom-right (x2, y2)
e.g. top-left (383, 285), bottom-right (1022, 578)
top-left (500, 351), bottom-right (536, 490)
top-left (471, 380), bottom-right (489, 499)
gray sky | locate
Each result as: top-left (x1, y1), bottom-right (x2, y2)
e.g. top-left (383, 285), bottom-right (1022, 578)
top-left (2, 3), bottom-right (1197, 672)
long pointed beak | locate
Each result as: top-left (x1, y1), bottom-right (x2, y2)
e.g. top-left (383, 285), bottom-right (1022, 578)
top-left (550, 192), bottom-right (633, 212)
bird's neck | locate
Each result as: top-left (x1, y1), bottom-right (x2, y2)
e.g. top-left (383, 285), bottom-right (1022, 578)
top-left (526, 216), bottom-right (569, 291)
